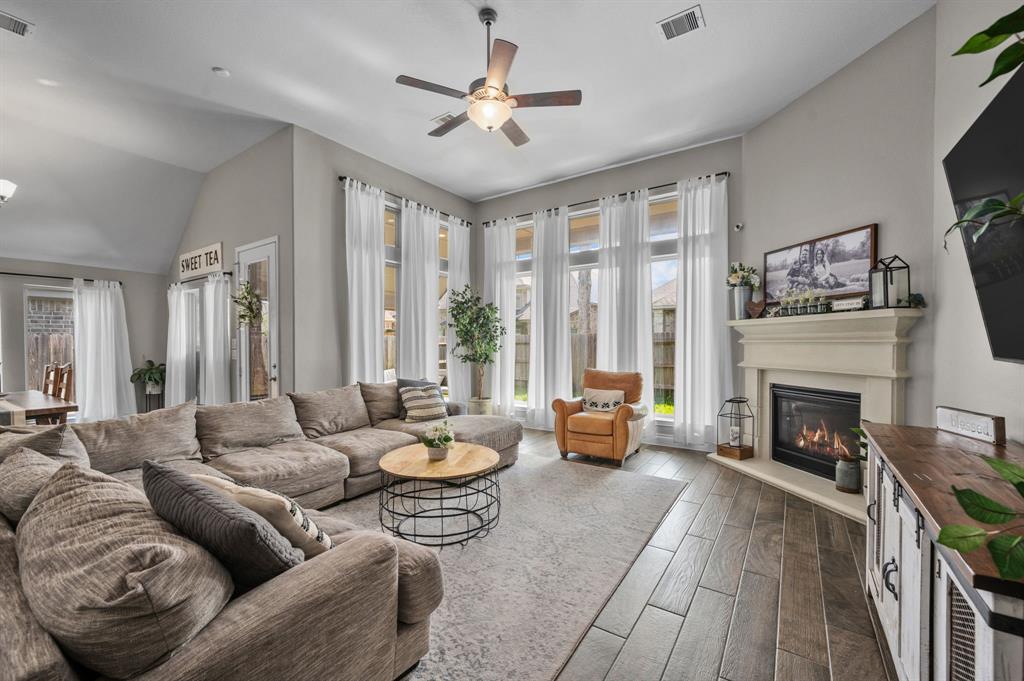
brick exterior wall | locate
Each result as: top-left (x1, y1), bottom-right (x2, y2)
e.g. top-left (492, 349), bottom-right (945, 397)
top-left (26, 297), bottom-right (74, 334)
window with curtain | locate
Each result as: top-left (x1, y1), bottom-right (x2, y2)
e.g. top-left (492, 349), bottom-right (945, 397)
top-left (438, 224), bottom-right (449, 391)
top-left (650, 196), bottom-right (680, 416)
top-left (569, 267), bottom-right (598, 396)
top-left (514, 223), bottom-right (533, 403)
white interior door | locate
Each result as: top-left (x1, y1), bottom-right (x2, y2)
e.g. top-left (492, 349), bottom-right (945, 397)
top-left (236, 238), bottom-right (279, 401)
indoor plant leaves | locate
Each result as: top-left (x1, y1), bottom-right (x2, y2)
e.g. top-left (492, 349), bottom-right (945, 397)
top-left (984, 457), bottom-right (1024, 499)
top-left (952, 486), bottom-right (1018, 524)
top-left (953, 4), bottom-right (1024, 85)
top-left (988, 534), bottom-right (1024, 580)
top-left (937, 524), bottom-right (988, 553)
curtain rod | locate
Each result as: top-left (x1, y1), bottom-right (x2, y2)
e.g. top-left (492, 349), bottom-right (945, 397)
top-left (169, 271), bottom-right (233, 289)
top-left (0, 271), bottom-right (124, 286)
top-left (485, 171), bottom-right (731, 225)
top-left (338, 176), bottom-right (472, 226)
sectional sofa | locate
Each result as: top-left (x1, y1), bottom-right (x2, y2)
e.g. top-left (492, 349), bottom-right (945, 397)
top-left (0, 381), bottom-right (523, 681)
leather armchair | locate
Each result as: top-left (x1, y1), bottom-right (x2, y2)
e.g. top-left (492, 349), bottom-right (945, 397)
top-left (551, 369), bottom-right (650, 466)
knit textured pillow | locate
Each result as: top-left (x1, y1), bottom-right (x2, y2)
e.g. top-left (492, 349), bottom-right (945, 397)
top-left (399, 384), bottom-right (447, 422)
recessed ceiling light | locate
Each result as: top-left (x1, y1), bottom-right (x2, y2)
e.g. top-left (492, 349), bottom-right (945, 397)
top-left (211, 67), bottom-right (231, 78)
top-left (35, 78), bottom-right (60, 87)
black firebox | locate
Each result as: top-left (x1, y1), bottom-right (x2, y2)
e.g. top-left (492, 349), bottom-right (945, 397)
top-left (770, 384), bottom-right (861, 480)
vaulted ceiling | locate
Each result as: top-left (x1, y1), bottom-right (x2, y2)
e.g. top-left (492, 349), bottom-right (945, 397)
top-left (0, 0), bottom-right (933, 273)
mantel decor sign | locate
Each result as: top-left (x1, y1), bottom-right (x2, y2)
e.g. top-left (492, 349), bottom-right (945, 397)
top-left (935, 406), bottom-right (1006, 445)
top-left (763, 224), bottom-right (878, 304)
top-left (178, 242), bottom-right (223, 280)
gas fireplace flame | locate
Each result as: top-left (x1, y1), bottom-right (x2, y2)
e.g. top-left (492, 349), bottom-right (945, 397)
top-left (792, 419), bottom-right (852, 460)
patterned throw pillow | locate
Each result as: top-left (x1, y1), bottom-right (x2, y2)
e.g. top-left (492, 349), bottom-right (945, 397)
top-left (191, 474), bottom-right (333, 558)
top-left (399, 384), bottom-right (448, 422)
top-left (582, 388), bottom-right (626, 413)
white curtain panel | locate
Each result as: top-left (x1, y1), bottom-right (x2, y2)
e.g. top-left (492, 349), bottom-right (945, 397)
top-left (73, 279), bottom-right (136, 420)
top-left (343, 178), bottom-right (386, 384)
top-left (674, 175), bottom-right (732, 449)
top-left (483, 217), bottom-right (517, 416)
top-left (526, 207), bottom-right (571, 428)
top-left (200, 273), bottom-right (232, 405)
top-left (165, 283), bottom-right (199, 407)
top-left (445, 216), bottom-right (472, 403)
top-left (397, 199), bottom-right (440, 383)
top-left (596, 189), bottom-right (655, 412)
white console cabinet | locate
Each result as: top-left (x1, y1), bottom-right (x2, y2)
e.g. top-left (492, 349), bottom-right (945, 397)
top-left (864, 423), bottom-right (1024, 681)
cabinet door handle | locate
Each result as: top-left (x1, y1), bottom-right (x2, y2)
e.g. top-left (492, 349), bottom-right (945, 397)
top-left (882, 558), bottom-right (899, 601)
top-left (866, 501), bottom-right (877, 524)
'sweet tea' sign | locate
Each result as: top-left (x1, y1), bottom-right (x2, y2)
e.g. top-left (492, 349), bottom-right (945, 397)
top-left (178, 242), bottom-right (223, 280)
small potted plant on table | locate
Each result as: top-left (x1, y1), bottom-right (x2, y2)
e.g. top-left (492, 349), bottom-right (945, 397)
top-left (421, 420), bottom-right (455, 461)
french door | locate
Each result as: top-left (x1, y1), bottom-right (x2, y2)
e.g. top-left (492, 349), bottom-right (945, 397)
top-left (236, 238), bottom-right (279, 401)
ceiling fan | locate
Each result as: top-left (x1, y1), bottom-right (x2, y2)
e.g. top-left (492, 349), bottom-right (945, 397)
top-left (395, 7), bottom-right (582, 147)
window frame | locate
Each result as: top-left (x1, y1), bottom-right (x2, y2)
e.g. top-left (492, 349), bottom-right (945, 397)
top-left (22, 284), bottom-right (74, 391)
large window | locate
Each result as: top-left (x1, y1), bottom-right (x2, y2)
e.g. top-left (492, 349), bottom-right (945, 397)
top-left (514, 224), bottom-right (533, 403)
top-left (569, 267), bottom-right (598, 396)
top-left (24, 287), bottom-right (74, 391)
top-left (650, 196), bottom-right (679, 416)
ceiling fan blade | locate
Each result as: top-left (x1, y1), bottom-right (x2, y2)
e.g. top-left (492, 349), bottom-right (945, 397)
top-left (428, 111), bottom-right (470, 137)
top-left (509, 90), bottom-right (583, 108)
top-left (396, 75), bottom-right (467, 100)
top-left (485, 39), bottom-right (518, 93)
top-left (501, 118), bottom-right (529, 147)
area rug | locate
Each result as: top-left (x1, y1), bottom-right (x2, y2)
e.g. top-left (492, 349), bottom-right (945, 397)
top-left (323, 452), bottom-right (685, 681)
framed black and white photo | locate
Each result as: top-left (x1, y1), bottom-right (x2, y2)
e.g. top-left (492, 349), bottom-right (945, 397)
top-left (763, 224), bottom-right (878, 304)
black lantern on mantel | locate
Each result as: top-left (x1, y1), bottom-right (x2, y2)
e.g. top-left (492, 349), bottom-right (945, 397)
top-left (717, 398), bottom-right (754, 460)
top-left (869, 255), bottom-right (911, 309)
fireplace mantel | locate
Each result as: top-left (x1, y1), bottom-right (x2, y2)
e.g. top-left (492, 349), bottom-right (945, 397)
top-left (714, 308), bottom-right (924, 521)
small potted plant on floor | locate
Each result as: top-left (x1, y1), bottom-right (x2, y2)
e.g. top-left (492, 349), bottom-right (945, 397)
top-left (447, 284), bottom-right (507, 415)
top-left (130, 359), bottom-right (166, 395)
top-left (421, 420), bottom-right (455, 461)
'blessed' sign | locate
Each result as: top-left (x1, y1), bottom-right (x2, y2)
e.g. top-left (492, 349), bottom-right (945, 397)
top-left (178, 242), bottom-right (223, 279)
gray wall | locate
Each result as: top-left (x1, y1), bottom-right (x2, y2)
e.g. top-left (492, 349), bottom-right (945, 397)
top-left (0, 256), bottom-right (167, 410)
top-left (931, 0), bottom-right (1024, 441)
top-left (737, 11), bottom-right (937, 427)
top-left (291, 126), bottom-right (475, 392)
top-left (174, 126), bottom-right (295, 391)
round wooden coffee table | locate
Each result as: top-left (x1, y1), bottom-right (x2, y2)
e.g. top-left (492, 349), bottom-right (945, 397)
top-left (378, 442), bottom-right (501, 547)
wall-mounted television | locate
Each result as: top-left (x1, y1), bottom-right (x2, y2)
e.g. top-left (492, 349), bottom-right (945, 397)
top-left (942, 67), bottom-right (1024, 364)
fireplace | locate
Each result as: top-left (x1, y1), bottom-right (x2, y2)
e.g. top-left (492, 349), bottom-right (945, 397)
top-left (771, 384), bottom-right (861, 480)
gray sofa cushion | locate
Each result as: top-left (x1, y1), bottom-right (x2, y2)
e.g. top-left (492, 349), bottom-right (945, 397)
top-left (196, 397), bottom-right (305, 458)
top-left (314, 427), bottom-right (418, 477)
top-left (71, 401), bottom-right (201, 474)
top-left (288, 385), bottom-right (370, 437)
top-left (0, 515), bottom-right (79, 681)
top-left (204, 440), bottom-right (350, 501)
top-left (111, 458), bottom-right (232, 493)
top-left (143, 461), bottom-right (303, 592)
top-left (374, 415), bottom-right (523, 453)
top-left (0, 448), bottom-right (62, 525)
top-left (0, 424), bottom-right (89, 467)
top-left (17, 464), bottom-right (233, 680)
top-left (358, 381), bottom-right (401, 425)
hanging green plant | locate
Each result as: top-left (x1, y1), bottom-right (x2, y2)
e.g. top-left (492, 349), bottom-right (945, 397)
top-left (232, 281), bottom-right (263, 328)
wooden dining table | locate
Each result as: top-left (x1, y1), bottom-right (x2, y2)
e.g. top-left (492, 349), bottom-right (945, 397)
top-left (0, 390), bottom-right (78, 425)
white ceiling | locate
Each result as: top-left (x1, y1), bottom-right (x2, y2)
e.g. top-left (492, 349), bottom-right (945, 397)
top-left (0, 0), bottom-right (933, 272)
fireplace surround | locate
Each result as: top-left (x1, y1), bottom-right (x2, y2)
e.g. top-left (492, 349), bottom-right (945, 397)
top-left (770, 384), bottom-right (861, 480)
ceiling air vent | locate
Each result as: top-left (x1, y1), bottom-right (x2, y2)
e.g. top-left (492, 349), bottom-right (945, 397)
top-left (0, 10), bottom-right (34, 37)
top-left (431, 112), bottom-right (457, 126)
top-left (658, 5), bottom-right (704, 41)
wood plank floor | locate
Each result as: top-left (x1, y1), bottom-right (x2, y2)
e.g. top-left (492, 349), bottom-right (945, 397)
top-left (516, 429), bottom-right (893, 681)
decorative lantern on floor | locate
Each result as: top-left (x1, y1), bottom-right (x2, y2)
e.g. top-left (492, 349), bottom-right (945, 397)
top-left (869, 255), bottom-right (911, 309)
top-left (717, 397), bottom-right (754, 460)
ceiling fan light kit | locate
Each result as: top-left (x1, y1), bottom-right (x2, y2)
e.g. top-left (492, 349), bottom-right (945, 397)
top-left (0, 179), bottom-right (17, 206)
top-left (395, 7), bottom-right (582, 147)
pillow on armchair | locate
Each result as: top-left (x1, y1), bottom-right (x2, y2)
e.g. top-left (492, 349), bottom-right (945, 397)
top-left (582, 388), bottom-right (625, 413)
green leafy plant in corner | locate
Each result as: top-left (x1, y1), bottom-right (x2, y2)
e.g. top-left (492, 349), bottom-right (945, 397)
top-left (231, 281), bottom-right (263, 327)
top-left (130, 359), bottom-right (165, 387)
top-left (846, 427), bottom-right (869, 463)
top-left (937, 456), bottom-right (1024, 580)
top-left (943, 5), bottom-right (1024, 250)
top-left (446, 284), bottom-right (507, 400)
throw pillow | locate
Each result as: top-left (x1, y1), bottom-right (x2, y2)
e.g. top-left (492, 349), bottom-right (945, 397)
top-left (399, 384), bottom-right (447, 422)
top-left (582, 388), bottom-right (626, 413)
top-left (17, 464), bottom-right (232, 680)
top-left (192, 474), bottom-right (333, 558)
top-left (358, 381), bottom-right (402, 425)
top-left (287, 385), bottom-right (371, 437)
top-left (396, 377), bottom-right (450, 419)
top-left (0, 448), bottom-right (62, 525)
top-left (142, 461), bottom-right (303, 592)
top-left (0, 424), bottom-right (89, 467)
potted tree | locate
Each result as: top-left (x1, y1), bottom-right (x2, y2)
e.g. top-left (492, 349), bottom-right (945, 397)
top-left (130, 359), bottom-right (166, 395)
top-left (447, 284), bottom-right (507, 415)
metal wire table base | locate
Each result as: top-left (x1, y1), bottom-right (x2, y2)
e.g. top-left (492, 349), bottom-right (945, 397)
top-left (379, 468), bottom-right (500, 547)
